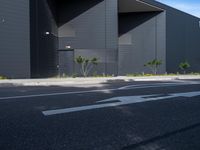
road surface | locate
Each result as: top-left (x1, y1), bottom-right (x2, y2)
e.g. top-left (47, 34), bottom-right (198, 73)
top-left (0, 79), bottom-right (200, 150)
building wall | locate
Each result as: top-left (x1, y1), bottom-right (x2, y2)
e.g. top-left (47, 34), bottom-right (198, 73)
top-left (57, 0), bottom-right (118, 75)
top-left (2, 0), bottom-right (198, 78)
top-left (144, 0), bottom-right (200, 73)
top-left (30, 0), bottom-right (58, 78)
top-left (58, 0), bottom-right (105, 49)
top-left (118, 12), bottom-right (166, 75)
top-left (105, 0), bottom-right (119, 75)
top-left (0, 0), bottom-right (30, 78)
top-left (165, 8), bottom-right (200, 73)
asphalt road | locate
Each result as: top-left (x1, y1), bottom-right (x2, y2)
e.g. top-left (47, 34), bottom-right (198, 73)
top-left (1, 79), bottom-right (200, 150)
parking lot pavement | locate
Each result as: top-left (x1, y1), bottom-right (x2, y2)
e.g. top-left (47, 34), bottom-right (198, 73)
top-left (0, 80), bottom-right (200, 150)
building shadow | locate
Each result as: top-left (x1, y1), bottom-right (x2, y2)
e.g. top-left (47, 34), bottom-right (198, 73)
top-left (47, 0), bottom-right (104, 27)
top-left (122, 121), bottom-right (200, 150)
top-left (119, 11), bottom-right (161, 36)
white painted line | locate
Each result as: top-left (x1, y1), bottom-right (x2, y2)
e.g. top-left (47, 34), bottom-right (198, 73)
top-left (42, 91), bottom-right (200, 116)
top-left (0, 89), bottom-right (116, 100)
top-left (43, 102), bottom-right (119, 116)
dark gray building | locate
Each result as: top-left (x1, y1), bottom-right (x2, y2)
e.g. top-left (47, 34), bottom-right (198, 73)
top-left (0, 0), bottom-right (200, 78)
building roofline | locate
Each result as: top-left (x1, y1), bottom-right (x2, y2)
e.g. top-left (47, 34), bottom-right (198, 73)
top-left (136, 0), bottom-right (164, 11)
top-left (118, 0), bottom-right (164, 13)
top-left (142, 0), bottom-right (200, 19)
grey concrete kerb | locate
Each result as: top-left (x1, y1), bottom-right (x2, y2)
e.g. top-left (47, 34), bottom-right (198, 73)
top-left (0, 75), bottom-right (200, 87)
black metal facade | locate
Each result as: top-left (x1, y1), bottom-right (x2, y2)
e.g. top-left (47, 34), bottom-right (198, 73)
top-left (0, 0), bottom-right (199, 78)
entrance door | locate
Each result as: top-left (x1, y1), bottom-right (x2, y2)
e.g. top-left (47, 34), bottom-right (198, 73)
top-left (58, 49), bottom-right (74, 76)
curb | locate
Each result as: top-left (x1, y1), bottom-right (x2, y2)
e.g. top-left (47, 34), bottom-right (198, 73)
top-left (0, 75), bottom-right (200, 87)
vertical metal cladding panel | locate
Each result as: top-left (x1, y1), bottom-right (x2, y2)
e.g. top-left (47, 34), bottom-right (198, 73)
top-left (37, 0), bottom-right (58, 77)
top-left (155, 12), bottom-right (166, 74)
top-left (105, 0), bottom-right (118, 75)
top-left (58, 0), bottom-right (106, 75)
top-left (58, 0), bottom-right (118, 75)
top-left (58, 0), bottom-right (106, 49)
top-left (0, 0), bottom-right (30, 78)
top-left (118, 12), bottom-right (166, 75)
top-left (165, 10), bottom-right (187, 73)
top-left (105, 0), bottom-right (118, 49)
top-left (30, 0), bottom-right (58, 78)
top-left (184, 16), bottom-right (200, 72)
top-left (166, 9), bottom-right (200, 73)
top-left (105, 50), bottom-right (118, 75)
top-left (143, 0), bottom-right (200, 73)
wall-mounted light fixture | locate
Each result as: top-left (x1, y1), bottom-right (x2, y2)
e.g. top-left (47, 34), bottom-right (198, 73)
top-left (45, 31), bottom-right (50, 35)
top-left (65, 45), bottom-right (71, 49)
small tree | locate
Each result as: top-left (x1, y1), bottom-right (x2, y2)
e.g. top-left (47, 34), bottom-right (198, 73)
top-left (144, 59), bottom-right (162, 75)
top-left (179, 61), bottom-right (190, 74)
top-left (75, 56), bottom-right (98, 77)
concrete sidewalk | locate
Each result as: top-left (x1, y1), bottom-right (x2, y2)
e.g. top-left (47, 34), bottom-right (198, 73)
top-left (0, 75), bottom-right (200, 87)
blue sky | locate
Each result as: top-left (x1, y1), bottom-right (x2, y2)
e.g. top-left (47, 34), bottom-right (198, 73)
top-left (156, 0), bottom-right (200, 18)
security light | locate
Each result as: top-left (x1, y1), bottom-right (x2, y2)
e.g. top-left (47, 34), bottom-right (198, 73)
top-left (45, 32), bottom-right (50, 35)
top-left (65, 46), bottom-right (71, 49)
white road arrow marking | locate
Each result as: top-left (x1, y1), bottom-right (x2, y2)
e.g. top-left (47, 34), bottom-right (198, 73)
top-left (42, 91), bottom-right (200, 116)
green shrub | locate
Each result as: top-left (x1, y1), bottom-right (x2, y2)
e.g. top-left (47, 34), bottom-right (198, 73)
top-left (179, 61), bottom-right (190, 74)
top-left (144, 59), bottom-right (162, 75)
top-left (75, 56), bottom-right (98, 77)
top-left (0, 75), bottom-right (7, 79)
top-left (127, 73), bottom-right (154, 77)
top-left (127, 73), bottom-right (143, 77)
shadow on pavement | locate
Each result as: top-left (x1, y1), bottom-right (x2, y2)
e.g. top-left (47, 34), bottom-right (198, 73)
top-left (122, 121), bottom-right (200, 150)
